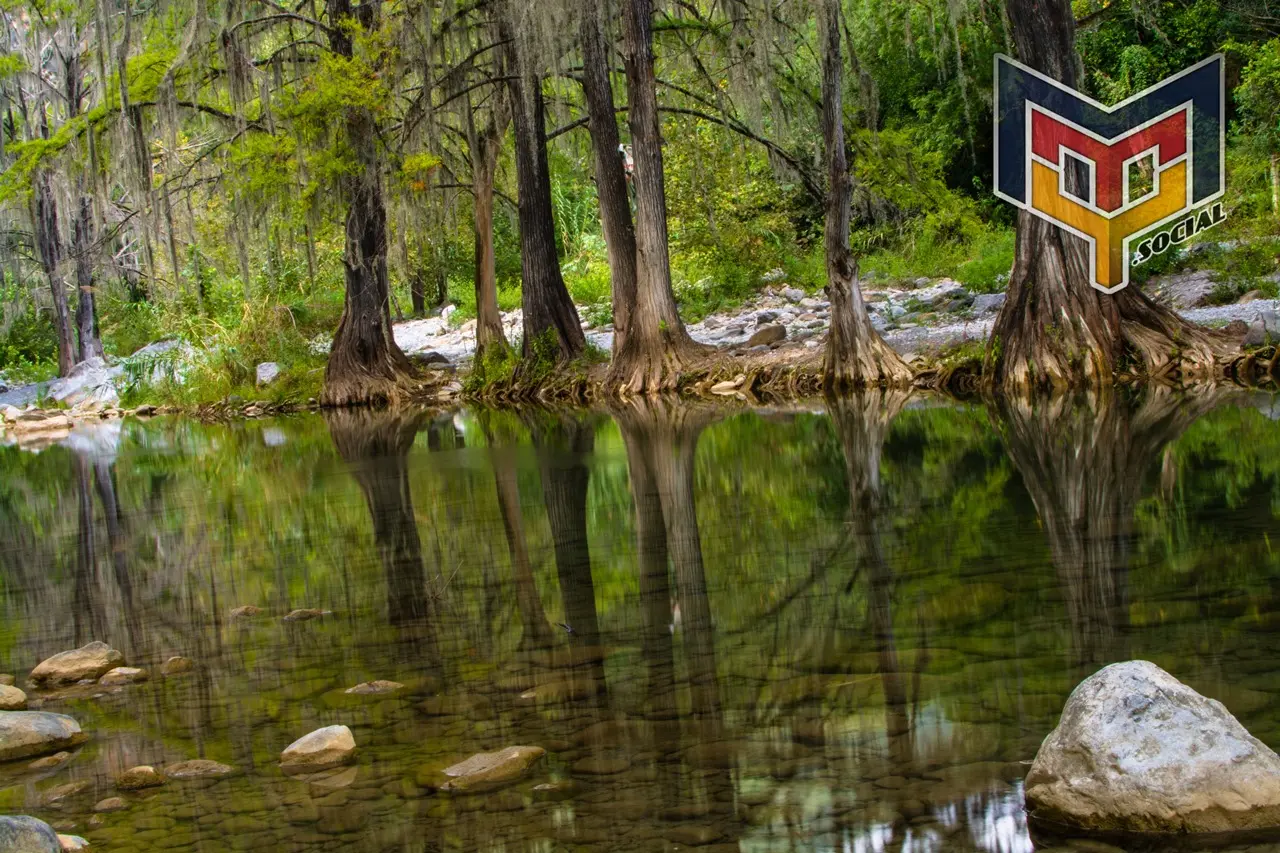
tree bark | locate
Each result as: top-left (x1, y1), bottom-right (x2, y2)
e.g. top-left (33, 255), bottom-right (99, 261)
top-left (818, 0), bottom-right (910, 391)
top-left (72, 194), bottom-right (104, 362)
top-left (1271, 153), bottom-right (1279, 219)
top-left (990, 0), bottom-right (1232, 389)
top-left (579, 0), bottom-right (638, 355)
top-left (33, 170), bottom-right (75, 376)
top-left (609, 0), bottom-right (706, 393)
top-left (466, 89), bottom-right (510, 356)
top-left (322, 0), bottom-right (416, 406)
top-left (501, 7), bottom-right (585, 365)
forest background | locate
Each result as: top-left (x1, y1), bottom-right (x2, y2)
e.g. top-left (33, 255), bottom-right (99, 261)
top-left (1, 0), bottom-right (1279, 402)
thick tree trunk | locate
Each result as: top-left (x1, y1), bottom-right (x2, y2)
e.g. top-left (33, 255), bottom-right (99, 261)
top-left (818, 0), bottom-right (910, 390)
top-left (610, 0), bottom-right (705, 393)
top-left (467, 91), bottom-right (510, 356)
top-left (322, 0), bottom-right (416, 406)
top-left (995, 388), bottom-right (1224, 668)
top-left (579, 0), bottom-right (638, 354)
top-left (33, 171), bottom-right (75, 376)
top-left (72, 194), bottom-right (104, 362)
top-left (991, 0), bottom-right (1231, 389)
top-left (501, 9), bottom-right (585, 365)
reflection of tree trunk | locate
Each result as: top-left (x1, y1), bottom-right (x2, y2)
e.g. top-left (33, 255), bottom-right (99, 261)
top-left (530, 415), bottom-right (602, 651)
top-left (480, 414), bottom-right (555, 650)
top-left (72, 455), bottom-right (104, 646)
top-left (620, 415), bottom-right (677, 718)
top-left (996, 389), bottom-right (1225, 669)
top-left (93, 461), bottom-right (144, 659)
top-left (831, 391), bottom-right (911, 763)
top-left (326, 410), bottom-right (433, 646)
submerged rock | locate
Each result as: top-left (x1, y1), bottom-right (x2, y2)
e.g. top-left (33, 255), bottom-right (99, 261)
top-left (0, 712), bottom-right (87, 762)
top-left (92, 798), bottom-right (126, 813)
top-left (29, 642), bottom-right (124, 686)
top-left (115, 766), bottom-right (164, 790)
top-left (1026, 660), bottom-right (1280, 834)
top-left (439, 746), bottom-right (546, 793)
top-left (0, 685), bottom-right (27, 710)
top-left (164, 759), bottom-right (235, 780)
top-left (229, 605), bottom-right (263, 619)
top-left (56, 835), bottom-right (89, 852)
top-left (280, 725), bottom-right (356, 772)
top-left (98, 667), bottom-right (147, 686)
top-left (0, 674), bottom-right (14, 686)
top-left (159, 657), bottom-right (194, 677)
top-left (0, 815), bottom-right (61, 852)
top-left (282, 608), bottom-right (331, 622)
top-left (27, 752), bottom-right (71, 771)
top-left (344, 680), bottom-right (404, 696)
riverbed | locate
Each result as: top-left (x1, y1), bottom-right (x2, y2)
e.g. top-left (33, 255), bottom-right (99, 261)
top-left (2, 391), bottom-right (1280, 852)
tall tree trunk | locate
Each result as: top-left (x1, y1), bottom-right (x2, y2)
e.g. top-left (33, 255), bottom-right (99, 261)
top-left (33, 171), bottom-right (75, 376)
top-left (501, 7), bottom-right (586, 365)
top-left (1271, 153), bottom-right (1279, 219)
top-left (72, 194), bottom-right (104, 362)
top-left (579, 0), bottom-right (638, 354)
top-left (818, 0), bottom-right (910, 390)
top-left (990, 0), bottom-right (1230, 389)
top-left (93, 460), bottom-right (144, 659)
top-left (466, 90), bottom-right (510, 356)
top-left (610, 0), bottom-right (704, 393)
top-left (322, 0), bottom-right (415, 406)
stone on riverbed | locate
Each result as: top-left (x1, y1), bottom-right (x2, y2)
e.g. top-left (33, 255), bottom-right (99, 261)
top-left (0, 712), bottom-right (86, 762)
top-left (0, 815), bottom-right (61, 852)
top-left (115, 766), bottom-right (164, 790)
top-left (164, 759), bottom-right (235, 779)
top-left (56, 835), bottom-right (89, 852)
top-left (280, 725), bottom-right (356, 772)
top-left (0, 674), bottom-right (14, 686)
top-left (229, 605), bottom-right (263, 619)
top-left (282, 608), bottom-right (331, 622)
top-left (439, 745), bottom-right (546, 793)
top-left (345, 680), bottom-right (404, 695)
top-left (98, 667), bottom-right (147, 686)
top-left (745, 324), bottom-right (786, 347)
top-left (29, 642), bottom-right (124, 686)
top-left (159, 657), bottom-right (194, 677)
top-left (0, 685), bottom-right (27, 710)
top-left (1026, 660), bottom-right (1280, 834)
top-left (27, 752), bottom-right (71, 771)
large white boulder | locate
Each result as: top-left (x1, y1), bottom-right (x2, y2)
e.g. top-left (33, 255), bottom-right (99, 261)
top-left (1026, 660), bottom-right (1280, 833)
top-left (0, 712), bottom-right (87, 761)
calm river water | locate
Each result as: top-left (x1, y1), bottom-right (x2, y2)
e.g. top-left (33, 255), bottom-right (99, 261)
top-left (2, 390), bottom-right (1280, 852)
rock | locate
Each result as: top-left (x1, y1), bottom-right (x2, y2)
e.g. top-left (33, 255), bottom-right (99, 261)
top-left (709, 380), bottom-right (740, 395)
top-left (255, 362), bottom-right (281, 386)
top-left (92, 798), bottom-right (126, 813)
top-left (1244, 310), bottom-right (1280, 347)
top-left (30, 642), bottom-right (125, 686)
top-left (8, 412), bottom-right (74, 436)
top-left (755, 310), bottom-right (779, 323)
top-left (409, 351), bottom-right (451, 368)
top-left (344, 680), bottom-right (404, 695)
top-left (159, 657), bottom-right (194, 677)
top-left (164, 759), bottom-right (235, 779)
top-left (98, 667), bottom-right (147, 686)
top-left (0, 675), bottom-right (14, 686)
top-left (229, 605), bottom-right (263, 619)
top-left (1239, 289), bottom-right (1265, 304)
top-left (56, 835), bottom-right (89, 852)
top-left (115, 766), bottom-right (164, 790)
top-left (0, 685), bottom-right (27, 710)
top-left (48, 358), bottom-right (121, 410)
top-left (282, 608), bottom-right (331, 622)
top-left (280, 725), bottom-right (356, 772)
top-left (27, 752), bottom-right (71, 770)
top-left (0, 815), bottom-right (61, 852)
top-left (1026, 660), bottom-right (1280, 834)
top-left (1224, 319), bottom-right (1250, 339)
top-left (439, 746), bottom-right (546, 793)
top-left (532, 780), bottom-right (580, 801)
top-left (746, 325), bottom-right (786, 347)
top-left (0, 712), bottom-right (87, 761)
top-left (781, 287), bottom-right (804, 303)
top-left (1147, 269), bottom-right (1217, 309)
top-left (571, 756), bottom-right (630, 775)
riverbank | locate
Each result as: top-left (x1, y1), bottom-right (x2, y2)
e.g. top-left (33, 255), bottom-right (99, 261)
top-left (1, 267), bottom-right (1277, 420)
